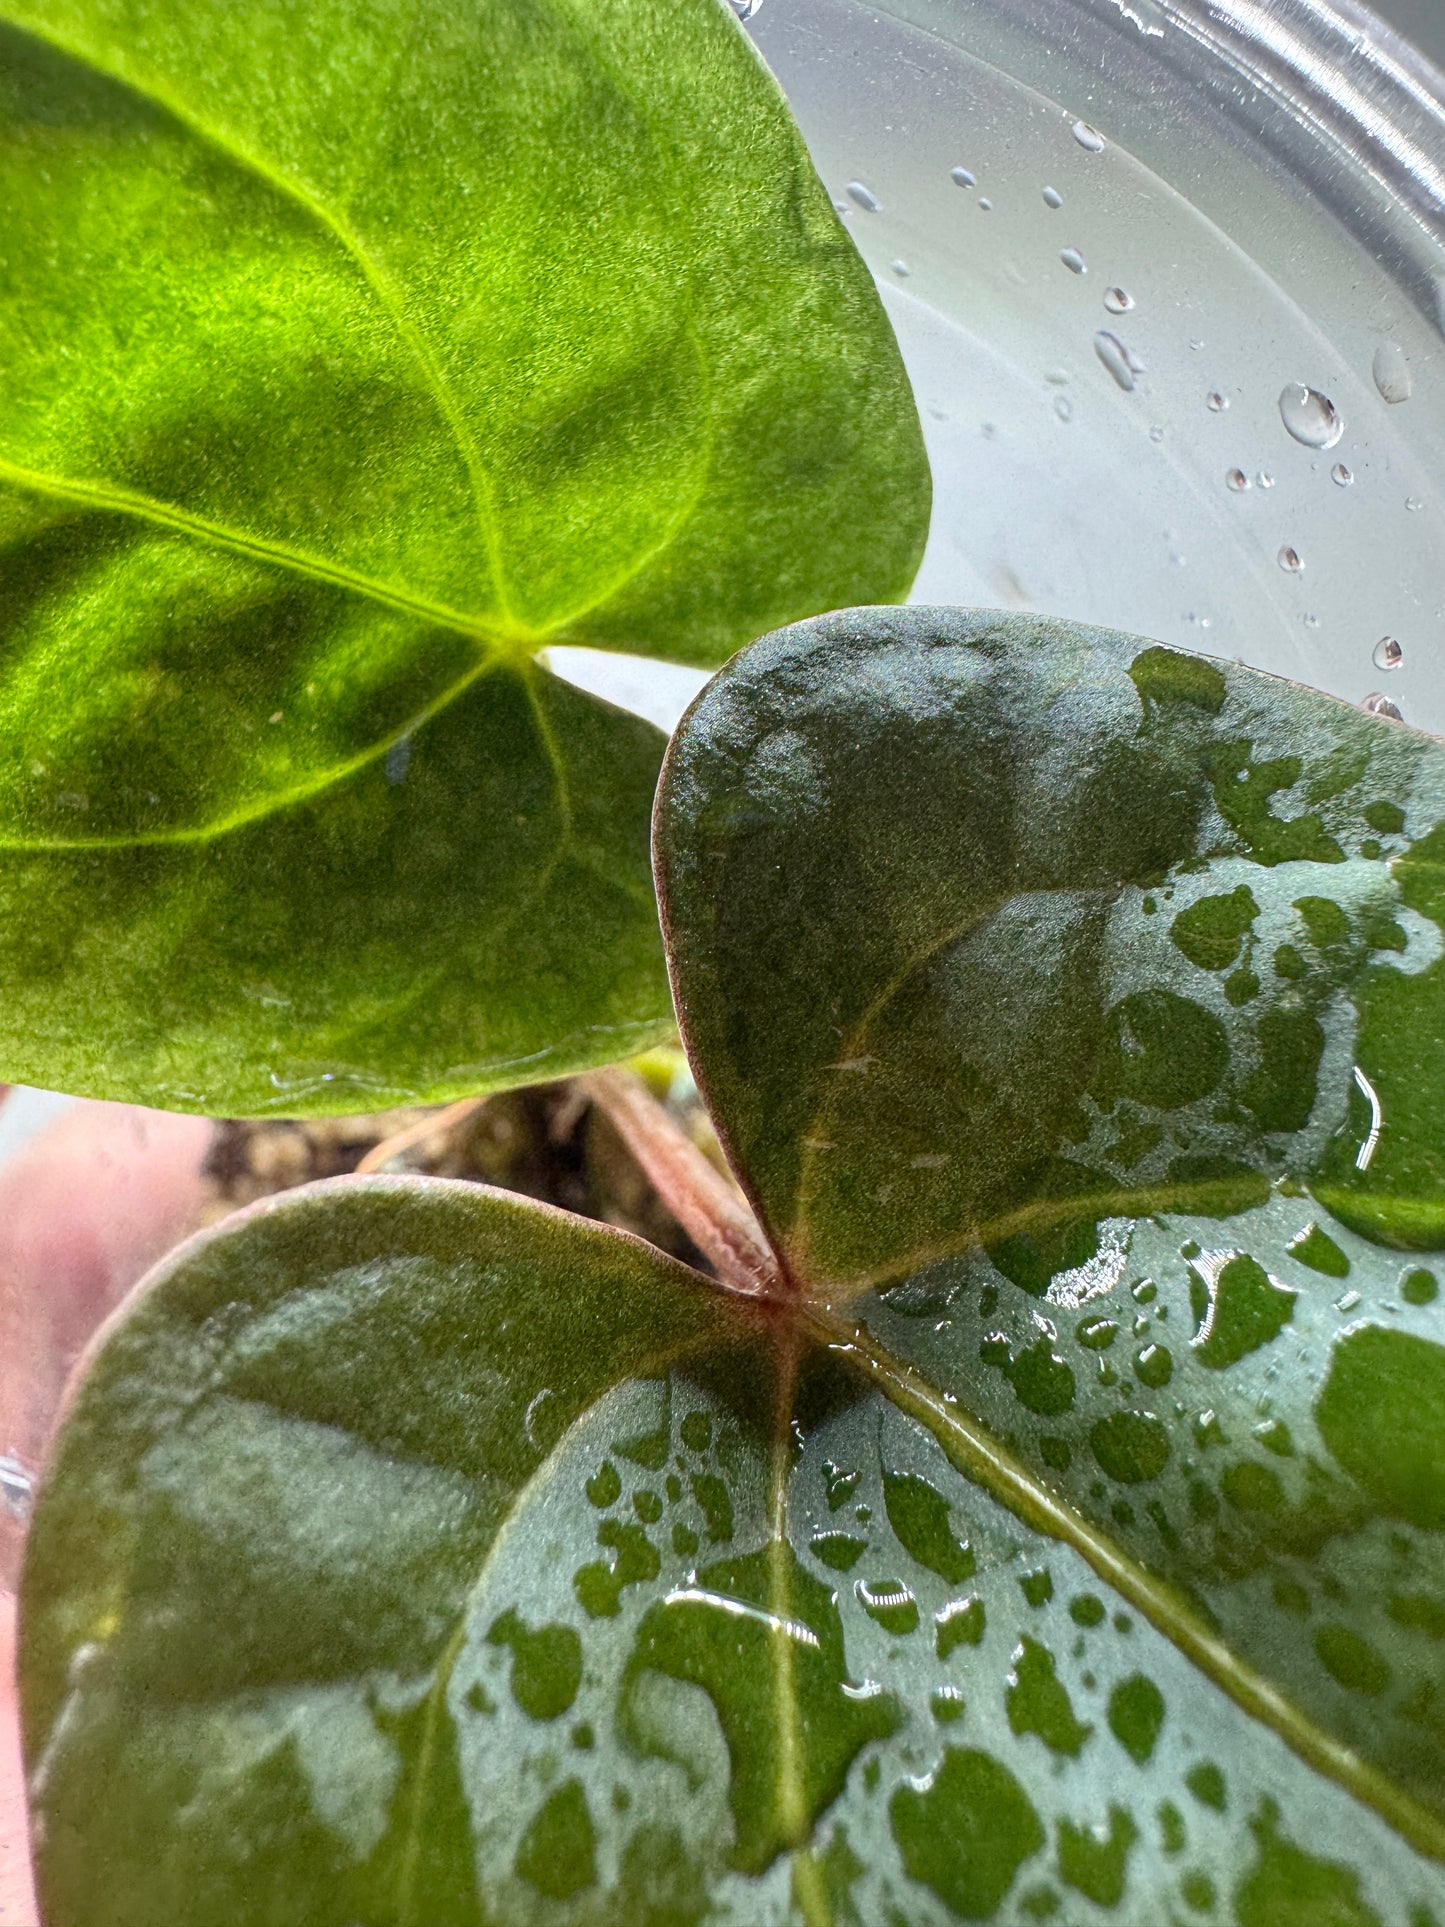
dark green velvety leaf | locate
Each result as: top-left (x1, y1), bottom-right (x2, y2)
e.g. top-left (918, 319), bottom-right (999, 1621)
top-left (653, 606), bottom-right (1445, 1900)
top-left (0, 0), bottom-right (928, 1110)
top-left (23, 1180), bottom-right (1445, 1923)
top-left (656, 608), bottom-right (1445, 1285)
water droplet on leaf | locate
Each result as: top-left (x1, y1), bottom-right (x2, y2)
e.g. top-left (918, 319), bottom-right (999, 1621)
top-left (856, 1578), bottom-right (920, 1635)
top-left (1361, 691), bottom-right (1404, 721)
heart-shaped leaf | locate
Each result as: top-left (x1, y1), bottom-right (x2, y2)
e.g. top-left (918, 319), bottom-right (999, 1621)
top-left (657, 608), bottom-right (1445, 1288)
top-left (22, 1178), bottom-right (1445, 1923)
top-left (0, 0), bottom-right (928, 1111)
top-left (23, 611), bottom-right (1445, 1922)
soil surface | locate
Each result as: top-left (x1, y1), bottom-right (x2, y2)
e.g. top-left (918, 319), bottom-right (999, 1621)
top-left (199, 1075), bottom-right (715, 1267)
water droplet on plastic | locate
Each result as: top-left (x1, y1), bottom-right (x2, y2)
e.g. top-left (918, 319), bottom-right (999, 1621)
top-left (1149, 424), bottom-right (1165, 443)
top-left (1043, 185), bottom-right (1063, 208)
top-left (1278, 382), bottom-right (1343, 449)
top-left (845, 180), bottom-right (881, 213)
top-left (950, 166), bottom-right (976, 189)
top-left (977, 197), bottom-right (993, 211)
top-left (1226, 468), bottom-right (1250, 492)
top-left (1278, 545), bottom-right (1303, 573)
top-left (1046, 369), bottom-right (1070, 385)
top-left (1406, 496), bottom-right (1423, 512)
top-left (891, 259), bottom-right (910, 277)
top-left (1256, 471), bottom-right (1275, 490)
top-left (1072, 119), bottom-right (1105, 152)
top-left (1060, 247), bottom-right (1087, 275)
top-left (726, 0), bottom-right (763, 17)
top-left (1372, 636), bottom-right (1404, 671)
top-left (1206, 391), bottom-right (1228, 413)
top-left (1055, 395), bottom-right (1074, 422)
top-left (1103, 286), bottom-right (1133, 314)
top-left (1362, 692), bottom-right (1404, 721)
top-left (1372, 341), bottom-right (1413, 404)
top-left (1095, 330), bottom-right (1143, 392)
top-left (1332, 463), bottom-right (1354, 487)
top-left (1303, 612), bottom-right (1320, 628)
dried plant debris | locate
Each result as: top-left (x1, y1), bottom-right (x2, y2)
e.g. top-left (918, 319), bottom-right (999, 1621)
top-left (198, 1071), bottom-right (716, 1271)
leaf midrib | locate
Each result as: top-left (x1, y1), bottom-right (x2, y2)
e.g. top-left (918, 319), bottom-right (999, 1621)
top-left (0, 647), bottom-right (597, 875)
top-left (0, 646), bottom-right (507, 853)
top-left (813, 1304), bottom-right (1445, 1869)
top-left (0, 455), bottom-right (509, 647)
top-left (0, 8), bottom-right (722, 850)
top-left (380, 1244), bottom-right (1445, 1886)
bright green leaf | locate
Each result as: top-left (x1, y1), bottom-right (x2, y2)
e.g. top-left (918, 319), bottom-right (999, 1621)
top-left (0, 0), bottom-right (928, 1111)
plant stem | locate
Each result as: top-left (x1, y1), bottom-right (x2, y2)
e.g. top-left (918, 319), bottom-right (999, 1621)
top-left (579, 1067), bottom-right (784, 1299)
top-left (354, 1095), bottom-right (486, 1175)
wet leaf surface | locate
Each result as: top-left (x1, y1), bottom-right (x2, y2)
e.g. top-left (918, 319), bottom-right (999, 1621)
top-left (655, 609), bottom-right (1445, 1909)
top-left (22, 612), bottom-right (1445, 1921)
top-left (0, 0), bottom-right (927, 1113)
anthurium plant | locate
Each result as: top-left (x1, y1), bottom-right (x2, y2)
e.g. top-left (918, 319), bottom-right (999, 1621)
top-left (6, 3), bottom-right (1445, 1926)
top-left (20, 608), bottom-right (1445, 1924)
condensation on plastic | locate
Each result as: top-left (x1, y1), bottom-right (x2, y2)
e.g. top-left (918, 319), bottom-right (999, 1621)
top-left (719, 0), bottom-right (1445, 733)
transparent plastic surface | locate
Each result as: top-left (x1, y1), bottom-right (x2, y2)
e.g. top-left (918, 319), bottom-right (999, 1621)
top-left (738, 0), bottom-right (1445, 732)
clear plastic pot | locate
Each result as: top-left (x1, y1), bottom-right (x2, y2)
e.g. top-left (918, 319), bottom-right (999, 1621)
top-left (738, 0), bottom-right (1445, 733)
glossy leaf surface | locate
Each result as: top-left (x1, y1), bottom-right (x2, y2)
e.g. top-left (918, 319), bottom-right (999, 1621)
top-left (656, 610), bottom-right (1445, 1894)
top-left (657, 609), bottom-right (1445, 1286)
top-left (22, 1180), bottom-right (1445, 1923)
top-left (0, 0), bottom-right (928, 1110)
top-left (24, 612), bottom-right (1445, 1923)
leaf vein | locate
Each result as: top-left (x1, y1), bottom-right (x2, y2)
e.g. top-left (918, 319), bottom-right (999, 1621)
top-left (822, 1310), bottom-right (1445, 1867)
top-left (0, 8), bottom-right (511, 607)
